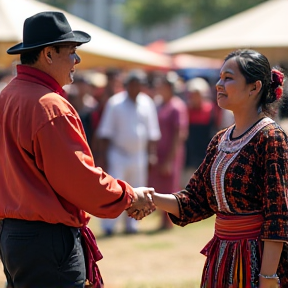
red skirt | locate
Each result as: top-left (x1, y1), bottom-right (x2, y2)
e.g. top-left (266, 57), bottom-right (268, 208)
top-left (200, 213), bottom-right (264, 288)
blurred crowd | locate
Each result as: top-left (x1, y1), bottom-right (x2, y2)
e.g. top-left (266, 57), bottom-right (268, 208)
top-left (2, 65), bottom-right (288, 236)
top-left (66, 68), bottom-right (237, 235)
top-left (0, 67), bottom-right (248, 234)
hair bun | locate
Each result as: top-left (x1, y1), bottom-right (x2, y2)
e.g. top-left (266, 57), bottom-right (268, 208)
top-left (271, 69), bottom-right (284, 100)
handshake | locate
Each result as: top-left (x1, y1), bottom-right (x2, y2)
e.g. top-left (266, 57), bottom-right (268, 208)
top-left (126, 187), bottom-right (156, 220)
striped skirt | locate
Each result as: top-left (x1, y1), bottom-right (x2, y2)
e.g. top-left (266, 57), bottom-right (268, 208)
top-left (200, 213), bottom-right (264, 288)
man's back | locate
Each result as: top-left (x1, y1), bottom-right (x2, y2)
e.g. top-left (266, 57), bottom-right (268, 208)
top-left (0, 70), bottom-right (86, 225)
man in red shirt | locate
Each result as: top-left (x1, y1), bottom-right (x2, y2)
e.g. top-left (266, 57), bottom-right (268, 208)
top-left (0, 11), bottom-right (154, 288)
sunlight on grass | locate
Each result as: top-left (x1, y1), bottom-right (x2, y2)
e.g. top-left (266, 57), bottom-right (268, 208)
top-left (134, 241), bottom-right (174, 250)
top-left (92, 212), bottom-right (215, 288)
top-left (0, 212), bottom-right (214, 288)
top-left (124, 280), bottom-right (200, 288)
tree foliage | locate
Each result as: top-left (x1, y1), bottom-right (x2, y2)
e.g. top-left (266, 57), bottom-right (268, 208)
top-left (123, 0), bottom-right (268, 31)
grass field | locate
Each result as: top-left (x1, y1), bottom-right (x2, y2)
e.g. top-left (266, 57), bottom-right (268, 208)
top-left (0, 212), bottom-right (215, 288)
top-left (90, 212), bottom-right (214, 288)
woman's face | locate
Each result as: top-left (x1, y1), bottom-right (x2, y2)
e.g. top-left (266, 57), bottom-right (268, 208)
top-left (216, 57), bottom-right (254, 113)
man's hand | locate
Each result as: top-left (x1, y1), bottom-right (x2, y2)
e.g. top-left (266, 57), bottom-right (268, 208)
top-left (126, 187), bottom-right (156, 220)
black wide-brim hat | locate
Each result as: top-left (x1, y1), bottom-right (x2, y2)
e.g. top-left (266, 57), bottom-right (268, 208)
top-left (7, 11), bottom-right (91, 55)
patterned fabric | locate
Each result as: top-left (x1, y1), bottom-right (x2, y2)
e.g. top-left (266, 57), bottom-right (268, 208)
top-left (170, 117), bottom-right (288, 287)
top-left (201, 213), bottom-right (263, 288)
top-left (210, 118), bottom-right (274, 213)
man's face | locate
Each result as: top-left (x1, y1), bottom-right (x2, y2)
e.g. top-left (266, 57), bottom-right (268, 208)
top-left (50, 44), bottom-right (81, 87)
top-left (127, 80), bottom-right (142, 99)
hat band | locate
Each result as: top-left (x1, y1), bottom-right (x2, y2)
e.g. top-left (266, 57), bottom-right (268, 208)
top-left (24, 31), bottom-right (75, 47)
top-left (53, 31), bottom-right (75, 41)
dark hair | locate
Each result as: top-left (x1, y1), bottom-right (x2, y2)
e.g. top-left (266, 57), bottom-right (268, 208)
top-left (20, 47), bottom-right (43, 65)
top-left (225, 49), bottom-right (285, 115)
top-left (20, 45), bottom-right (62, 65)
top-left (124, 69), bottom-right (147, 86)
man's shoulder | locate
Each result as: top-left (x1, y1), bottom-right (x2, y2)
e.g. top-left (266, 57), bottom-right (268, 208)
top-left (108, 91), bottom-right (127, 104)
top-left (137, 92), bottom-right (154, 105)
top-left (171, 96), bottom-right (187, 109)
top-left (40, 92), bottom-right (69, 106)
top-left (14, 81), bottom-right (74, 121)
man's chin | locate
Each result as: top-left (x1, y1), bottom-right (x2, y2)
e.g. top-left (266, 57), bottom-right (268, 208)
top-left (69, 72), bottom-right (75, 84)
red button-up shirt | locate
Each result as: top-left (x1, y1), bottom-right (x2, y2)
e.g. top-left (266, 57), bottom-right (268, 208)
top-left (0, 65), bottom-right (135, 227)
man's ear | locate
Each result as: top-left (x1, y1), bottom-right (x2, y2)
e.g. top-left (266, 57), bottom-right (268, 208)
top-left (42, 47), bottom-right (53, 64)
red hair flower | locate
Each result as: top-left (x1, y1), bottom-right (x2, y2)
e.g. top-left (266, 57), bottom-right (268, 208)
top-left (275, 86), bottom-right (283, 100)
top-left (271, 69), bottom-right (284, 100)
top-left (271, 69), bottom-right (284, 86)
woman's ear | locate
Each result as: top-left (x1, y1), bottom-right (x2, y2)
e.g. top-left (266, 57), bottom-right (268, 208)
top-left (250, 80), bottom-right (262, 96)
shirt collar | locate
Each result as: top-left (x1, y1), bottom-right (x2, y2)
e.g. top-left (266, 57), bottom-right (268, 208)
top-left (16, 64), bottom-right (67, 99)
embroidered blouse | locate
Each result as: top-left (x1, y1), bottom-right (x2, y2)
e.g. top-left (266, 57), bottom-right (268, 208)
top-left (170, 117), bottom-right (288, 241)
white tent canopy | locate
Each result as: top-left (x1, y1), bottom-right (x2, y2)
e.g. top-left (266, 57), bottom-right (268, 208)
top-left (0, 0), bottom-right (171, 70)
top-left (166, 0), bottom-right (288, 65)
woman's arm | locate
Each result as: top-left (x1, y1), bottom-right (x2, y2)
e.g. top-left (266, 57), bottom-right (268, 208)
top-left (151, 192), bottom-right (180, 218)
top-left (259, 240), bottom-right (283, 288)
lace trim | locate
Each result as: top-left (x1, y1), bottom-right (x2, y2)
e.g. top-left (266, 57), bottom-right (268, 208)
top-left (218, 118), bottom-right (274, 154)
top-left (211, 117), bottom-right (274, 212)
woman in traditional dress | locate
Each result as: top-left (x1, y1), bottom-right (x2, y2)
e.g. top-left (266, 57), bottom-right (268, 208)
top-left (147, 49), bottom-right (288, 288)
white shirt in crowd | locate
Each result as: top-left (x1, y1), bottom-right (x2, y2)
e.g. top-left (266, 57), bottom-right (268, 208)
top-left (97, 91), bottom-right (161, 157)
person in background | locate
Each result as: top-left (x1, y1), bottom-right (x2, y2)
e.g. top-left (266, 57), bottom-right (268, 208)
top-left (96, 69), bottom-right (161, 236)
top-left (148, 72), bottom-right (189, 230)
top-left (66, 74), bottom-right (98, 146)
top-left (89, 71), bottom-right (116, 162)
top-left (183, 77), bottom-right (218, 184)
top-left (144, 49), bottom-right (288, 288)
top-left (87, 71), bottom-right (109, 135)
top-left (0, 12), bottom-right (154, 288)
top-left (0, 70), bottom-right (13, 93)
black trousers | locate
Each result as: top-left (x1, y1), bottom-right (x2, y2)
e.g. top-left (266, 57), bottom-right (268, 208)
top-left (0, 219), bottom-right (86, 288)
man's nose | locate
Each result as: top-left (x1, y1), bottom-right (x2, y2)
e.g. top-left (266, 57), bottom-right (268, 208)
top-left (75, 53), bottom-right (81, 64)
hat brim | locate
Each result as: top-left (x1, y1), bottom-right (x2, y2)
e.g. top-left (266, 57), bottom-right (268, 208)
top-left (7, 30), bottom-right (91, 55)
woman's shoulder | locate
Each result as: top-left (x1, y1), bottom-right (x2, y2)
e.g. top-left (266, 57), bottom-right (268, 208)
top-left (213, 126), bottom-right (231, 141)
top-left (255, 120), bottom-right (288, 147)
top-left (259, 120), bottom-right (286, 136)
top-left (206, 127), bottom-right (230, 153)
